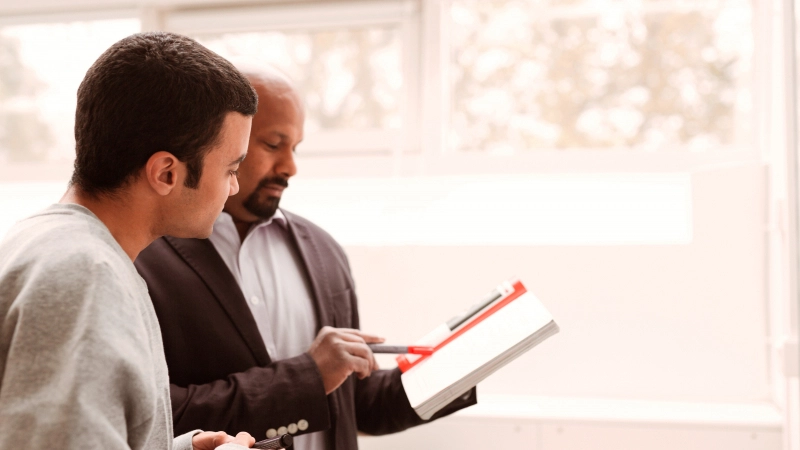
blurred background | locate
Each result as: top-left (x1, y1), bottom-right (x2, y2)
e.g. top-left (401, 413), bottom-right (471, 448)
top-left (0, 0), bottom-right (795, 448)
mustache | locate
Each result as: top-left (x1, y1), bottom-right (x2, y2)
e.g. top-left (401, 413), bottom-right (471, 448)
top-left (255, 176), bottom-right (289, 190)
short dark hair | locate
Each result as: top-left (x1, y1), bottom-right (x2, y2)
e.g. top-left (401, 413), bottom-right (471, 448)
top-left (71, 32), bottom-right (258, 195)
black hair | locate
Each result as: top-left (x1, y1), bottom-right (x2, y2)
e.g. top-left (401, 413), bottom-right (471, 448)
top-left (71, 32), bottom-right (258, 195)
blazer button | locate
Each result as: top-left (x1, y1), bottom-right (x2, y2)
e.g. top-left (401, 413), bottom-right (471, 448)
top-left (297, 419), bottom-right (309, 431)
top-left (266, 429), bottom-right (277, 438)
top-left (287, 423), bottom-right (298, 434)
top-left (277, 426), bottom-right (288, 435)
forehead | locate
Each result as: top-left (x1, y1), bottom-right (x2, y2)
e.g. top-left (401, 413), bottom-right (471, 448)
top-left (207, 112), bottom-right (250, 160)
top-left (251, 83), bottom-right (304, 132)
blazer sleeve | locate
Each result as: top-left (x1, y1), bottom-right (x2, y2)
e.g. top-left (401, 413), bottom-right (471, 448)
top-left (168, 353), bottom-right (333, 437)
top-left (135, 236), bottom-right (333, 439)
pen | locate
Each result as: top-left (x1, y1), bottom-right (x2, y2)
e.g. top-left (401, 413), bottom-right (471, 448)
top-left (420, 281), bottom-right (516, 346)
top-left (445, 284), bottom-right (508, 330)
top-left (253, 433), bottom-right (293, 449)
top-left (368, 344), bottom-right (435, 355)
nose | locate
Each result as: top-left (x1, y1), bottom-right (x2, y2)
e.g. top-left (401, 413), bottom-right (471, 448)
top-left (276, 147), bottom-right (298, 179)
top-left (229, 173), bottom-right (240, 196)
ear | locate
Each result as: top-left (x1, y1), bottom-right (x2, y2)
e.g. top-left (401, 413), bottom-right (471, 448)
top-left (145, 151), bottom-right (183, 196)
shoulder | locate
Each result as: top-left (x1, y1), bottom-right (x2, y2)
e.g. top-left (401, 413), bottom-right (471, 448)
top-left (1, 215), bottom-right (124, 282)
top-left (0, 212), bottom-right (141, 311)
top-left (283, 210), bottom-right (346, 252)
top-left (282, 209), bottom-right (353, 273)
top-left (282, 210), bottom-right (340, 245)
top-left (0, 220), bottom-right (148, 346)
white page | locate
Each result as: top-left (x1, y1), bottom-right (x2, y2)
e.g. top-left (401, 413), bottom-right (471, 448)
top-left (402, 292), bottom-right (554, 409)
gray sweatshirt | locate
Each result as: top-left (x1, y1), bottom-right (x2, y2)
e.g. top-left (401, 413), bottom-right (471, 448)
top-left (0, 204), bottom-right (194, 449)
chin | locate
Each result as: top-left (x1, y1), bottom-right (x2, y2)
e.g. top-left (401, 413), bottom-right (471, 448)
top-left (194, 224), bottom-right (215, 239)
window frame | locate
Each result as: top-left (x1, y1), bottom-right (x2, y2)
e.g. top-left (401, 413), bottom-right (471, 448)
top-left (0, 0), bottom-right (765, 182)
top-left (0, 8), bottom-right (142, 182)
top-left (163, 0), bottom-right (421, 158)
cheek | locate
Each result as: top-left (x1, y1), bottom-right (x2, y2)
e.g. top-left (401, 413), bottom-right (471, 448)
top-left (200, 176), bottom-right (232, 211)
top-left (241, 153), bottom-right (276, 181)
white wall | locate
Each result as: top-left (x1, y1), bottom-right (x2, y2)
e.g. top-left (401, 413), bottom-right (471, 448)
top-left (283, 164), bottom-right (769, 403)
top-left (0, 163), bottom-right (776, 449)
top-left (286, 163), bottom-right (777, 449)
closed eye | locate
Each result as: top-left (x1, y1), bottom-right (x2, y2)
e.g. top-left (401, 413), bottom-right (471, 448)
top-left (260, 139), bottom-right (280, 150)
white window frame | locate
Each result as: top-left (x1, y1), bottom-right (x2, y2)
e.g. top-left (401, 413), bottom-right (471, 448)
top-left (163, 0), bottom-right (421, 159)
top-left (0, 0), bottom-right (766, 180)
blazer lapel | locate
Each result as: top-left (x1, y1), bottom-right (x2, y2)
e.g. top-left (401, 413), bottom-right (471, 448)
top-left (284, 213), bottom-right (335, 329)
top-left (164, 236), bottom-right (271, 366)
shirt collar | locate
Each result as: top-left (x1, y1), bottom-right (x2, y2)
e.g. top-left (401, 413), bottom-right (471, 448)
top-left (214, 208), bottom-right (287, 234)
top-left (269, 209), bottom-right (287, 228)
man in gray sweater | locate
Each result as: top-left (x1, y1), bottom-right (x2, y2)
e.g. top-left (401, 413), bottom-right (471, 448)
top-left (0, 33), bottom-right (259, 450)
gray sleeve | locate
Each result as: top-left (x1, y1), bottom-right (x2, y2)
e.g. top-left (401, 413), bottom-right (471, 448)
top-left (173, 430), bottom-right (200, 450)
top-left (0, 258), bottom-right (159, 449)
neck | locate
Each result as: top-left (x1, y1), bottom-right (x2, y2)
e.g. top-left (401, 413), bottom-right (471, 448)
top-left (60, 185), bottom-right (157, 262)
top-left (231, 216), bottom-right (253, 242)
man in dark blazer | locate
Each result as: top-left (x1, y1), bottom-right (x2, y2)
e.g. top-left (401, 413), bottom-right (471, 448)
top-left (135, 67), bottom-right (476, 450)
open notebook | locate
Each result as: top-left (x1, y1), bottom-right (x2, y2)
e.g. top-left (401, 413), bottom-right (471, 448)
top-left (399, 279), bottom-right (559, 420)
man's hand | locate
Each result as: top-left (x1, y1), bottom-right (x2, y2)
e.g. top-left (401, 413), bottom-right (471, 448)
top-left (193, 431), bottom-right (255, 450)
top-left (308, 326), bottom-right (384, 394)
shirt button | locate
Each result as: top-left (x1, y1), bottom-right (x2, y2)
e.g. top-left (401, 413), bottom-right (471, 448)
top-left (266, 429), bottom-right (277, 438)
top-left (277, 426), bottom-right (288, 435)
top-left (297, 419), bottom-right (308, 431)
top-left (287, 423), bottom-right (298, 434)
top-left (250, 295), bottom-right (261, 305)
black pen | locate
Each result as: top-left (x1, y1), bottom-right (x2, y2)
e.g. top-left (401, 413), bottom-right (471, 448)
top-left (408, 281), bottom-right (516, 348)
top-left (253, 433), bottom-right (293, 449)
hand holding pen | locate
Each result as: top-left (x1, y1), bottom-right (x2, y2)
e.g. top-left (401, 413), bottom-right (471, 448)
top-left (307, 326), bottom-right (385, 395)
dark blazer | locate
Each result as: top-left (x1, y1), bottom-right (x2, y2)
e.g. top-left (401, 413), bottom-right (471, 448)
top-left (135, 210), bottom-right (476, 449)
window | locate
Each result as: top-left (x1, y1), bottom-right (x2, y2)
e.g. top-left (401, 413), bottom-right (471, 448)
top-left (166, 1), bottom-right (415, 156)
top-left (197, 26), bottom-right (404, 154)
top-left (448, 0), bottom-right (754, 153)
top-left (0, 18), bottom-right (141, 166)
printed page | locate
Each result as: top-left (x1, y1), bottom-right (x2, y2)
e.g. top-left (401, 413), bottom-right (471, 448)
top-left (402, 292), bottom-right (554, 408)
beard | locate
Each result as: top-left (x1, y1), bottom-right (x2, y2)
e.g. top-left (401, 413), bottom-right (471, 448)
top-left (242, 175), bottom-right (289, 220)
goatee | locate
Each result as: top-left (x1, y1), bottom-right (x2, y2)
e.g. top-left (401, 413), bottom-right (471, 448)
top-left (242, 176), bottom-right (289, 220)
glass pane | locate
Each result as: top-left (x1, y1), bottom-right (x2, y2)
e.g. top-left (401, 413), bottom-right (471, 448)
top-left (196, 27), bottom-right (403, 136)
top-left (450, 0), bottom-right (753, 153)
top-left (0, 19), bottom-right (141, 163)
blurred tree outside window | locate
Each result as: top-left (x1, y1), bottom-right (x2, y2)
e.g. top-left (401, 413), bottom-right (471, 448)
top-left (197, 27), bottom-right (403, 139)
top-left (0, 19), bottom-right (140, 164)
top-left (450, 0), bottom-right (753, 153)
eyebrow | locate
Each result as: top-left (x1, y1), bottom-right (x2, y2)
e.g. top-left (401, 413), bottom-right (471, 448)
top-left (230, 153), bottom-right (247, 166)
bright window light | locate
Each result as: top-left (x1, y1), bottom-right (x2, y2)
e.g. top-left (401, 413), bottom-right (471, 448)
top-left (449, 0), bottom-right (753, 153)
top-left (196, 27), bottom-right (403, 154)
top-left (0, 18), bottom-right (140, 164)
top-left (280, 174), bottom-right (693, 246)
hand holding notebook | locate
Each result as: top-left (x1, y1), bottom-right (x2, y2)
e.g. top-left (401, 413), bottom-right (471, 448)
top-left (398, 279), bottom-right (559, 419)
